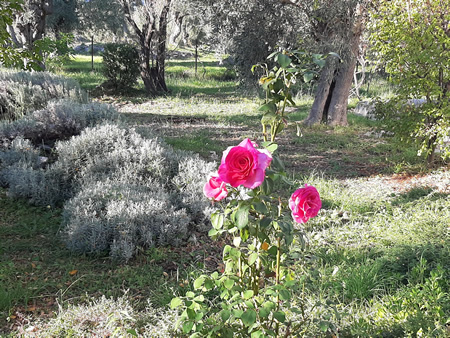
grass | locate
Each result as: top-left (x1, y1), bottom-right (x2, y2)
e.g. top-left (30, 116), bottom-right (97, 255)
top-left (1, 53), bottom-right (449, 336)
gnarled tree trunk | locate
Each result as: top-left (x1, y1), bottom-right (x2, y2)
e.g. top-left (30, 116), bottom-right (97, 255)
top-left (304, 13), bottom-right (363, 127)
top-left (121, 0), bottom-right (171, 96)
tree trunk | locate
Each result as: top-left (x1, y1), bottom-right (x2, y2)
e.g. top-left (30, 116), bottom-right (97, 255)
top-left (121, 0), bottom-right (171, 96)
top-left (303, 56), bottom-right (338, 126)
top-left (139, 45), bottom-right (158, 96)
top-left (303, 3), bottom-right (366, 127)
top-left (154, 0), bottom-right (170, 93)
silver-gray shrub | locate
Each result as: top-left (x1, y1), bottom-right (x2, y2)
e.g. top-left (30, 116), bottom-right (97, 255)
top-left (0, 137), bottom-right (41, 187)
top-left (62, 180), bottom-right (190, 261)
top-left (1, 122), bottom-right (213, 259)
top-left (55, 124), bottom-right (213, 259)
top-left (19, 296), bottom-right (180, 337)
top-left (54, 123), bottom-right (176, 187)
top-left (0, 69), bottom-right (88, 121)
top-left (171, 154), bottom-right (217, 231)
top-left (0, 100), bottom-right (120, 146)
top-left (1, 163), bottom-right (72, 206)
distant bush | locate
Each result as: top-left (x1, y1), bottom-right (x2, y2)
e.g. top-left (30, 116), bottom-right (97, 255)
top-left (0, 100), bottom-right (120, 147)
top-left (102, 43), bottom-right (140, 89)
top-left (0, 69), bottom-right (87, 121)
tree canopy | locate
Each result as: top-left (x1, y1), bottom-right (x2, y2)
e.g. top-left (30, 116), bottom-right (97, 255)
top-left (370, 0), bottom-right (450, 161)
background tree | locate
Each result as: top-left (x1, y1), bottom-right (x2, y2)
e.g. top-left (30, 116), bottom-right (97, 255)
top-left (120, 0), bottom-right (172, 95)
top-left (369, 0), bottom-right (450, 163)
top-left (76, 0), bottom-right (126, 41)
top-left (186, 0), bottom-right (301, 83)
top-left (10, 1), bottom-right (53, 50)
top-left (1, 0), bottom-right (46, 69)
top-left (46, 0), bottom-right (78, 38)
top-left (283, 0), bottom-right (369, 126)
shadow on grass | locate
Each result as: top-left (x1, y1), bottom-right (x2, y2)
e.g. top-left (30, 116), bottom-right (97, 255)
top-left (390, 186), bottom-right (449, 206)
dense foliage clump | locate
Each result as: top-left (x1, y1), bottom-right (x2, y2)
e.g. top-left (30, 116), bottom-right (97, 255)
top-left (0, 100), bottom-right (120, 147)
top-left (0, 70), bottom-right (87, 121)
top-left (102, 43), bottom-right (140, 90)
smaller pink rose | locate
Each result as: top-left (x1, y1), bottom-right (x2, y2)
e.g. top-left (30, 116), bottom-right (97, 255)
top-left (204, 174), bottom-right (228, 201)
top-left (289, 185), bottom-right (322, 224)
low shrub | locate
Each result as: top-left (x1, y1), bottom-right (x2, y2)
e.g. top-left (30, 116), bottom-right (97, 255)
top-left (62, 180), bottom-right (190, 261)
top-left (0, 69), bottom-right (88, 121)
top-left (1, 122), bottom-right (215, 259)
top-left (102, 43), bottom-right (140, 90)
top-left (55, 124), bottom-right (215, 260)
top-left (0, 100), bottom-right (120, 147)
top-left (0, 137), bottom-right (41, 187)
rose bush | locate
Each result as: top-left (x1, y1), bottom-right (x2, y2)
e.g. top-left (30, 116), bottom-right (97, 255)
top-left (174, 138), bottom-right (322, 336)
top-left (289, 185), bottom-right (322, 224)
top-left (218, 138), bottom-right (272, 189)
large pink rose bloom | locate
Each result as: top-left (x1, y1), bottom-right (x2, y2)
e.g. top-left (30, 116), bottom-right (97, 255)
top-left (289, 185), bottom-right (322, 224)
top-left (204, 175), bottom-right (228, 201)
top-left (218, 138), bottom-right (272, 189)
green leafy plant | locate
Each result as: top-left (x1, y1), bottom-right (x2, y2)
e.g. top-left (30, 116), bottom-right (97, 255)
top-left (369, 0), bottom-right (450, 163)
top-left (252, 49), bottom-right (331, 142)
top-left (35, 33), bottom-right (75, 72)
top-left (102, 43), bottom-right (140, 90)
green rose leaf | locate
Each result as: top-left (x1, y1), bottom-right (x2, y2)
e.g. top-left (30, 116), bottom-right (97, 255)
top-left (260, 217), bottom-right (272, 228)
top-left (253, 202), bottom-right (268, 214)
top-left (303, 71), bottom-right (314, 83)
top-left (224, 278), bottom-right (235, 290)
top-left (193, 276), bottom-right (205, 290)
top-left (259, 307), bottom-right (270, 318)
top-left (232, 309), bottom-right (244, 318)
top-left (279, 289), bottom-right (291, 300)
top-left (273, 311), bottom-right (286, 323)
top-left (241, 309), bottom-right (257, 326)
top-left (261, 177), bottom-right (274, 195)
top-left (182, 321), bottom-right (194, 334)
top-left (277, 53), bottom-right (292, 68)
top-left (258, 102), bottom-right (277, 114)
top-left (170, 297), bottom-right (182, 309)
top-left (235, 205), bottom-right (249, 229)
top-left (220, 309), bottom-right (231, 321)
top-left (248, 252), bottom-right (258, 266)
top-left (211, 213), bottom-right (224, 230)
top-left (243, 290), bottom-right (254, 299)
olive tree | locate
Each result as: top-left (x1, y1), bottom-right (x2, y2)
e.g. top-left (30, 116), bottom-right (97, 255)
top-left (281, 0), bottom-right (370, 126)
top-left (185, 0), bottom-right (301, 82)
top-left (369, 0), bottom-right (450, 162)
top-left (0, 0), bottom-right (44, 69)
top-left (120, 0), bottom-right (172, 95)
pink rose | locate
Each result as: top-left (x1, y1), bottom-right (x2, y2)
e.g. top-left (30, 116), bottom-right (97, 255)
top-left (289, 185), bottom-right (321, 223)
top-left (218, 138), bottom-right (272, 189)
top-left (204, 175), bottom-right (228, 201)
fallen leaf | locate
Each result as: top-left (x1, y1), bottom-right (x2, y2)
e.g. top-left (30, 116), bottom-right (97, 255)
top-left (27, 306), bottom-right (36, 312)
top-left (31, 263), bottom-right (36, 269)
top-left (69, 270), bottom-right (78, 276)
